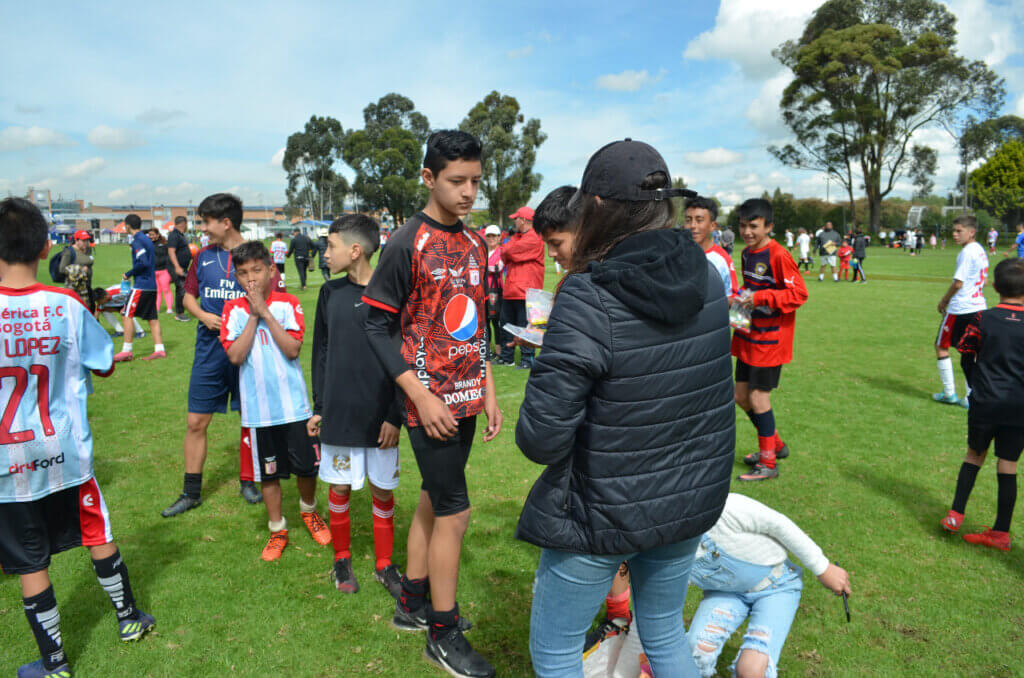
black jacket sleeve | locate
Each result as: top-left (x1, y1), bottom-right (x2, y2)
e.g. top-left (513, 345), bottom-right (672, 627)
top-left (515, 275), bottom-right (612, 466)
top-left (364, 306), bottom-right (411, 381)
top-left (311, 284), bottom-right (329, 415)
top-left (385, 386), bottom-right (403, 427)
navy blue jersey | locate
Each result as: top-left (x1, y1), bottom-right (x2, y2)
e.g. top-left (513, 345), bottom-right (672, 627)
top-left (124, 231), bottom-right (156, 291)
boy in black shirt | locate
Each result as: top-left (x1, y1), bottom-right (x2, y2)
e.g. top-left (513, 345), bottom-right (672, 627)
top-left (941, 258), bottom-right (1024, 551)
top-left (307, 214), bottom-right (403, 597)
top-left (363, 131), bottom-right (502, 678)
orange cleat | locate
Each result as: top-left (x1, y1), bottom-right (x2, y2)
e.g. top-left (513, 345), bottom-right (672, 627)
top-left (302, 511), bottom-right (332, 546)
top-left (941, 510), bottom-right (964, 533)
top-left (261, 529), bottom-right (289, 561)
top-left (962, 528), bottom-right (1010, 551)
top-left (141, 350), bottom-right (167, 361)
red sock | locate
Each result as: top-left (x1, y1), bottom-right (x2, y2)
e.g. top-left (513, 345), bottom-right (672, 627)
top-left (606, 589), bottom-right (632, 622)
top-left (328, 489), bottom-right (351, 561)
top-left (758, 435), bottom-right (777, 469)
top-left (372, 496), bottom-right (395, 570)
top-left (773, 431), bottom-right (785, 451)
top-left (239, 427), bottom-right (255, 482)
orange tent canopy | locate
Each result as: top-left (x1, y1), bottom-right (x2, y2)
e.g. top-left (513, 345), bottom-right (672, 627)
top-left (112, 221), bottom-right (127, 233)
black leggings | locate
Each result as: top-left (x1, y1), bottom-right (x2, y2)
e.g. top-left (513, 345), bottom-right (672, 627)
top-left (852, 257), bottom-right (867, 281)
top-left (407, 417), bottom-right (477, 516)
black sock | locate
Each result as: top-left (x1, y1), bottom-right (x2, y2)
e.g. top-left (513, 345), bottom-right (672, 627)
top-left (429, 603), bottom-right (460, 641)
top-left (400, 576), bottom-right (428, 612)
top-left (744, 409), bottom-right (758, 430)
top-left (752, 409), bottom-right (776, 438)
top-left (952, 462), bottom-right (981, 514)
top-left (994, 473), bottom-right (1017, 533)
top-left (23, 586), bottom-right (65, 670)
top-left (92, 549), bottom-right (139, 621)
top-left (183, 473), bottom-right (202, 499)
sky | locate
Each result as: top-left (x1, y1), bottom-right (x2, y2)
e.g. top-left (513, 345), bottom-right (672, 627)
top-left (1, 0), bottom-right (1023, 212)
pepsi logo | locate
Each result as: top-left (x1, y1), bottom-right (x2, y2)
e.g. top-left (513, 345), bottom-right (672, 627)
top-left (444, 294), bottom-right (478, 342)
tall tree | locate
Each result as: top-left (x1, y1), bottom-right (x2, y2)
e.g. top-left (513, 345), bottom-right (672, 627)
top-left (282, 115), bottom-right (349, 219)
top-left (909, 145), bottom-right (938, 199)
top-left (774, 0), bottom-right (1004, 232)
top-left (342, 94), bottom-right (430, 224)
top-left (970, 139), bottom-right (1024, 227)
top-left (460, 91), bottom-right (546, 226)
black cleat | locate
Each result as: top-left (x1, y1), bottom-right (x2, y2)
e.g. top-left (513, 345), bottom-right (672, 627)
top-left (425, 627), bottom-right (495, 678)
top-left (161, 494), bottom-right (201, 518)
top-left (393, 601), bottom-right (428, 632)
top-left (333, 558), bottom-right (359, 593)
top-left (375, 564), bottom-right (403, 600)
top-left (737, 463), bottom-right (779, 482)
top-left (240, 480), bottom-right (263, 504)
top-left (743, 443), bottom-right (789, 467)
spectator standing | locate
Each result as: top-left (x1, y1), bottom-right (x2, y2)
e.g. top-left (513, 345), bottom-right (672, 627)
top-left (484, 225), bottom-right (504, 359)
top-left (498, 206), bottom-right (545, 369)
top-left (987, 227), bottom-right (999, 254)
top-left (816, 221), bottom-right (842, 281)
top-left (59, 229), bottom-right (95, 311)
top-left (1010, 223), bottom-right (1024, 259)
top-left (852, 230), bottom-right (869, 283)
top-left (286, 227), bottom-right (315, 290)
top-left (167, 216), bottom-right (192, 321)
top-left (270, 232), bottom-right (288, 282)
top-left (784, 228), bottom-right (794, 251)
top-left (720, 224), bottom-right (735, 254)
top-left (317, 228), bottom-right (331, 283)
top-left (148, 228), bottom-right (174, 314)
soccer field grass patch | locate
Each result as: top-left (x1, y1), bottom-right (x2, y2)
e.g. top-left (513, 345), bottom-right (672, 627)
top-left (2, 243), bottom-right (1022, 676)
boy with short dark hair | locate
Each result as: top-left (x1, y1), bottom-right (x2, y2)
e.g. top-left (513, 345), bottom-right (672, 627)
top-left (114, 213), bottom-right (166, 361)
top-left (363, 130), bottom-right (502, 678)
top-left (221, 241), bottom-right (328, 560)
top-left (941, 258), bottom-right (1024, 551)
top-left (684, 196), bottom-right (739, 297)
top-left (307, 214), bottom-right (404, 596)
top-left (0, 197), bottom-right (155, 678)
top-left (535, 185), bottom-right (580, 273)
top-left (732, 198), bottom-right (808, 481)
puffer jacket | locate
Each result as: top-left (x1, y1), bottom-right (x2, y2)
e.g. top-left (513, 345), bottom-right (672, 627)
top-left (515, 228), bottom-right (734, 555)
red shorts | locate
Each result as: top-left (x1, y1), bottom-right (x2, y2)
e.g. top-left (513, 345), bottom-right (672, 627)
top-left (839, 260), bottom-right (851, 270)
top-left (935, 313), bottom-right (972, 350)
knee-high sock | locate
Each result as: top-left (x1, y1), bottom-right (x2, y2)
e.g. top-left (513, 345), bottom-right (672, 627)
top-left (92, 549), bottom-right (139, 621)
top-left (752, 410), bottom-right (777, 468)
top-left (372, 496), bottom-right (395, 570)
top-left (239, 427), bottom-right (255, 482)
top-left (329, 489), bottom-right (351, 561)
top-left (994, 473), bottom-right (1017, 533)
top-left (937, 357), bottom-right (956, 397)
top-left (952, 462), bottom-right (980, 514)
top-left (23, 586), bottom-right (65, 670)
top-left (605, 588), bottom-right (632, 623)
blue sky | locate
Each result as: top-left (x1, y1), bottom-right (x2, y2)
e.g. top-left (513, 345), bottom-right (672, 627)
top-left (1, 0), bottom-right (1022, 211)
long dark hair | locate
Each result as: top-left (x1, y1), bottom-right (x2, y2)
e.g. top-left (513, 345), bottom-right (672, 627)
top-left (569, 171), bottom-right (675, 273)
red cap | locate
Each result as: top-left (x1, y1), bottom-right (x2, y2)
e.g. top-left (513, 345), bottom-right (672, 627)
top-left (73, 230), bottom-right (93, 241)
top-left (508, 206), bottom-right (535, 221)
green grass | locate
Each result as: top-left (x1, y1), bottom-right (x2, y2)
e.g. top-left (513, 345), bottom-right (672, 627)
top-left (2, 242), bottom-right (1022, 677)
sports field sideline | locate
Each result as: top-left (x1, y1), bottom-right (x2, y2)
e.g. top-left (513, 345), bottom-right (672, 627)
top-left (1, 242), bottom-right (1020, 677)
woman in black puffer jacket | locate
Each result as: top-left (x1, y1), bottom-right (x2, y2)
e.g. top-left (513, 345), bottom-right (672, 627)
top-left (516, 140), bottom-right (734, 678)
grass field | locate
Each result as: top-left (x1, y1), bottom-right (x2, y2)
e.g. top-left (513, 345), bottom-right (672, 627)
top-left (2, 240), bottom-right (1022, 677)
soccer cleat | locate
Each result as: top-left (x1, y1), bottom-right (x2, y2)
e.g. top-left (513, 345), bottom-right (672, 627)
top-left (174, 314), bottom-right (191, 322)
top-left (743, 443), bottom-right (789, 467)
top-left (161, 494), bottom-right (201, 517)
top-left (583, 617), bottom-right (630, 658)
top-left (332, 558), bottom-right (360, 593)
top-left (239, 481), bottom-right (262, 504)
top-left (301, 511), bottom-right (332, 545)
top-left (141, 350), bottom-right (166, 361)
top-left (958, 397), bottom-right (970, 410)
top-left (261, 529), bottom-right (289, 561)
top-left (392, 601), bottom-right (429, 632)
top-left (962, 528), bottom-right (1011, 551)
top-left (119, 611), bottom-right (156, 642)
top-left (16, 659), bottom-right (72, 678)
top-left (425, 627), bottom-right (495, 678)
top-left (932, 392), bottom-right (959, 405)
top-left (113, 351), bottom-right (133, 363)
top-left (941, 510), bottom-right (964, 533)
top-left (738, 464), bottom-right (779, 482)
top-left (375, 564), bottom-right (404, 600)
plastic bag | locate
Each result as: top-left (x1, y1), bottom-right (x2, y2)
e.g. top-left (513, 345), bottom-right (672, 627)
top-left (526, 288), bottom-right (554, 327)
top-left (503, 323), bottom-right (545, 347)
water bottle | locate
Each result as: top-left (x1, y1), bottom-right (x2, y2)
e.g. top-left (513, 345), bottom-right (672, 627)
top-left (120, 279), bottom-right (130, 295)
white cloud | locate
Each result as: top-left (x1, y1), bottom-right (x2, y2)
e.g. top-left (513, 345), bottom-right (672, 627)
top-left (87, 125), bottom-right (145, 149)
top-left (0, 126), bottom-right (75, 152)
top-left (271, 147), bottom-right (286, 167)
top-left (507, 45), bottom-right (533, 59)
top-left (683, 0), bottom-right (819, 79)
top-left (684, 147), bottom-right (744, 167)
top-left (108, 184), bottom-right (148, 201)
top-left (596, 69), bottom-right (663, 92)
top-left (945, 0), bottom-right (1022, 66)
top-left (64, 157), bottom-right (106, 179)
top-left (136, 108), bottom-right (187, 124)
top-left (745, 72), bottom-right (792, 136)
top-left (154, 181), bottom-right (199, 197)
top-left (1016, 94), bottom-right (1024, 117)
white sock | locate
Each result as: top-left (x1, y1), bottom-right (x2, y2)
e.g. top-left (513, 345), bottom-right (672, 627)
top-left (154, 343), bottom-right (165, 353)
top-left (299, 497), bottom-right (317, 513)
top-left (937, 357), bottom-right (955, 397)
top-left (833, 274), bottom-right (838, 281)
top-left (104, 312), bottom-right (120, 328)
top-left (268, 517), bottom-right (286, 532)
top-left (818, 274), bottom-right (824, 281)
top-left (133, 319), bottom-right (144, 333)
top-left (122, 342), bottom-right (133, 354)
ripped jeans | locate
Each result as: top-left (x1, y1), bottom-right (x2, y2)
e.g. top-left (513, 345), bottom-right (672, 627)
top-left (686, 536), bottom-right (803, 678)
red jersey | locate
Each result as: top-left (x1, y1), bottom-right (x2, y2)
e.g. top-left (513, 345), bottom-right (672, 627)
top-left (837, 245), bottom-right (853, 263)
top-left (362, 213), bottom-right (489, 426)
top-left (731, 239), bottom-right (808, 367)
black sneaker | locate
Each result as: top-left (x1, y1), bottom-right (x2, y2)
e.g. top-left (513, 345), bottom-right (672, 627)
top-left (375, 564), bottom-right (403, 600)
top-left (583, 616), bottom-right (630, 657)
top-left (743, 443), bottom-right (789, 466)
top-left (174, 314), bottom-right (191, 322)
top-left (333, 558), bottom-right (359, 593)
top-left (240, 480), bottom-right (262, 504)
top-left (495, 358), bottom-right (514, 367)
top-left (392, 601), bottom-right (428, 632)
top-left (737, 463), bottom-right (779, 482)
top-left (161, 494), bottom-right (201, 517)
top-left (515, 359), bottom-right (534, 370)
top-left (425, 627), bottom-right (495, 678)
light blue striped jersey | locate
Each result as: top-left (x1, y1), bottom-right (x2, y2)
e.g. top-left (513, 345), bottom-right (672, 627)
top-left (220, 291), bottom-right (311, 428)
top-left (0, 284), bottom-right (113, 502)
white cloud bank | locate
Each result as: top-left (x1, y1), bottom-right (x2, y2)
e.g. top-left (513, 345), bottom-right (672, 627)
top-left (0, 126), bottom-right (75, 152)
top-left (596, 69), bottom-right (663, 92)
top-left (87, 125), bottom-right (145, 149)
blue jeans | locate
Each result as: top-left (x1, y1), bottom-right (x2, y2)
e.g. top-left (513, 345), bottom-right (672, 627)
top-left (686, 536), bottom-right (803, 678)
top-left (530, 537), bottom-right (701, 678)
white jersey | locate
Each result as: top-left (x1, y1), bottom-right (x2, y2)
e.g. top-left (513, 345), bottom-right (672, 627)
top-left (0, 284), bottom-right (113, 503)
top-left (948, 241), bottom-right (989, 315)
top-left (785, 231), bottom-right (794, 247)
top-left (271, 240), bottom-right (288, 264)
top-left (796, 233), bottom-right (810, 256)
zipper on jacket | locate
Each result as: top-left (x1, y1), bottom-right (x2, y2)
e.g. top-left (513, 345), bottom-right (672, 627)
top-left (560, 455), bottom-right (574, 511)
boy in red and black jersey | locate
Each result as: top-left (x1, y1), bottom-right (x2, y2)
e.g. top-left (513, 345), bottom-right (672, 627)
top-left (363, 130), bottom-right (502, 678)
top-left (941, 258), bottom-right (1024, 551)
top-left (731, 198), bottom-right (808, 481)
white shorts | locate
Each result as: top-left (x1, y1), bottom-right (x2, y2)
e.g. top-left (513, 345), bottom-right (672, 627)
top-left (318, 444), bottom-right (400, 490)
top-left (820, 255), bottom-right (837, 267)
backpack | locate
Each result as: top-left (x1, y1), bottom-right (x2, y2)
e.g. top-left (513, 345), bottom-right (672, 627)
top-left (49, 246), bottom-right (71, 283)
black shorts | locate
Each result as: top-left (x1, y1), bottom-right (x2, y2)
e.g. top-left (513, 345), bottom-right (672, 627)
top-left (968, 421), bottom-right (1024, 462)
top-left (122, 289), bottom-right (157, 321)
top-left (253, 421), bottom-right (320, 481)
top-left (735, 359), bottom-right (782, 392)
top-left (0, 478), bottom-right (114, 575)
top-left (275, 263), bottom-right (286, 274)
top-left (407, 416), bottom-right (477, 517)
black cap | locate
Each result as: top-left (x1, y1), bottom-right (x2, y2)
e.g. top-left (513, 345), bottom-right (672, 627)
top-left (573, 138), bottom-right (696, 204)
